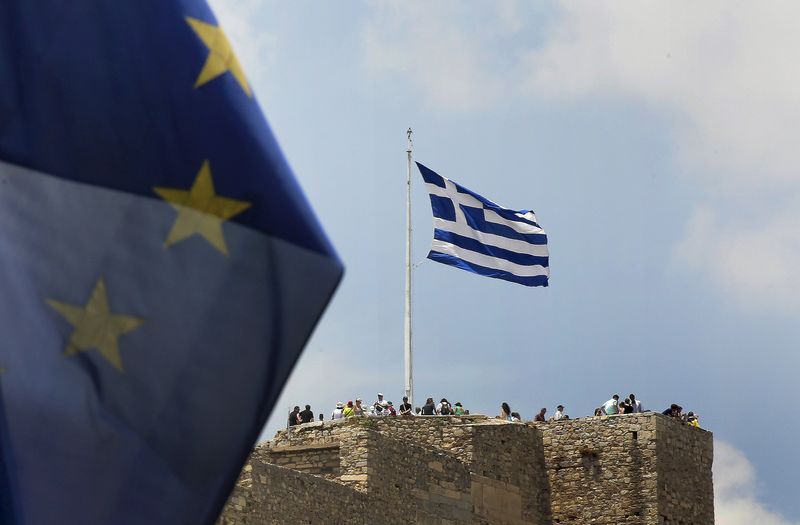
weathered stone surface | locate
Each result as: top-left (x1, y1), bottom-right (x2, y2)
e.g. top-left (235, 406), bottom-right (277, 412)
top-left (219, 414), bottom-right (713, 524)
top-left (536, 414), bottom-right (713, 525)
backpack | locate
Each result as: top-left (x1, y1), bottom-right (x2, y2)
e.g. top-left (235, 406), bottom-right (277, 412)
top-left (440, 403), bottom-right (451, 415)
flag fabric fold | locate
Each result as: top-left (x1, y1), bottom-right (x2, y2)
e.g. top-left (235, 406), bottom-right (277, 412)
top-left (0, 2), bottom-right (342, 524)
top-left (417, 162), bottom-right (549, 287)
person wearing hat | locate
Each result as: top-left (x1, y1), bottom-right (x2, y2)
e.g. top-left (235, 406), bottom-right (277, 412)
top-left (331, 402), bottom-right (345, 420)
top-left (373, 393), bottom-right (384, 407)
top-left (453, 402), bottom-right (465, 416)
top-left (343, 401), bottom-right (355, 418)
top-left (554, 405), bottom-right (566, 421)
top-left (354, 398), bottom-right (365, 416)
top-left (385, 401), bottom-right (396, 416)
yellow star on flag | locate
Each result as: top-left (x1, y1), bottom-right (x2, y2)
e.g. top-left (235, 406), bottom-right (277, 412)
top-left (186, 16), bottom-right (252, 97)
top-left (154, 160), bottom-right (252, 256)
top-left (46, 279), bottom-right (144, 372)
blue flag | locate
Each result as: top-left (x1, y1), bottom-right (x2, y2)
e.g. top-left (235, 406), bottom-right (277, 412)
top-left (0, 2), bottom-right (343, 524)
top-left (418, 163), bottom-right (549, 287)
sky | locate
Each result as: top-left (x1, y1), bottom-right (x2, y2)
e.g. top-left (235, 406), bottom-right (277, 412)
top-left (209, 1), bottom-right (800, 523)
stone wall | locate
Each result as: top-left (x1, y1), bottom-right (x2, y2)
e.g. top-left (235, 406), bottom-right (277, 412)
top-left (217, 461), bottom-right (377, 525)
top-left (655, 416), bottom-right (714, 524)
top-left (264, 443), bottom-right (340, 480)
top-left (221, 414), bottom-right (713, 525)
top-left (220, 422), bottom-right (480, 525)
top-left (537, 414), bottom-right (659, 524)
top-left (537, 413), bottom-right (713, 525)
top-left (270, 416), bottom-right (495, 459)
top-left (270, 419), bottom-right (345, 448)
top-left (469, 423), bottom-right (552, 524)
top-left (283, 417), bottom-right (552, 524)
top-left (355, 427), bottom-right (476, 523)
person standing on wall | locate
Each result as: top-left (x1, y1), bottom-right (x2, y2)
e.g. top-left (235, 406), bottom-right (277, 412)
top-left (399, 396), bottom-right (413, 416)
top-left (288, 406), bottom-right (300, 427)
top-left (630, 394), bottom-right (644, 413)
top-left (299, 405), bottom-right (315, 424)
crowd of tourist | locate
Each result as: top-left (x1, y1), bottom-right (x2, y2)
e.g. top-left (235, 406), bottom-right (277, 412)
top-left (660, 403), bottom-right (701, 427)
top-left (590, 394), bottom-right (700, 426)
top-left (287, 394), bottom-right (471, 426)
top-left (499, 402), bottom-right (565, 423)
top-left (287, 392), bottom-right (701, 428)
top-left (595, 393), bottom-right (645, 416)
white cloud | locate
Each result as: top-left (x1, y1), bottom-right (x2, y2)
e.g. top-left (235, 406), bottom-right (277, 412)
top-left (206, 0), bottom-right (278, 96)
top-left (520, 2), bottom-right (800, 314)
top-left (362, 0), bottom-right (522, 111)
top-left (675, 206), bottom-right (800, 314)
top-left (522, 1), bottom-right (800, 188)
top-left (715, 441), bottom-right (800, 525)
top-left (362, 1), bottom-right (800, 314)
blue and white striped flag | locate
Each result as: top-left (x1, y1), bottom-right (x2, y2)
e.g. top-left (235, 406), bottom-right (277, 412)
top-left (417, 163), bottom-right (549, 287)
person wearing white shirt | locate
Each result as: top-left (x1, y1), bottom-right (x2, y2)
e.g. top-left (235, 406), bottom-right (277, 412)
top-left (369, 403), bottom-right (385, 417)
top-left (553, 405), bottom-right (566, 420)
top-left (602, 395), bottom-right (620, 415)
top-left (331, 402), bottom-right (345, 420)
top-left (436, 398), bottom-right (452, 415)
top-left (629, 394), bottom-right (644, 413)
top-left (373, 393), bottom-right (384, 408)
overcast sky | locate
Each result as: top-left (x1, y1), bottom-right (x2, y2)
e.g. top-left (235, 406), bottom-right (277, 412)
top-left (209, 2), bottom-right (800, 523)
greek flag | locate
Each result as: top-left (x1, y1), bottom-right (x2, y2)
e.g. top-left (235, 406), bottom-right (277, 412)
top-left (418, 163), bottom-right (549, 287)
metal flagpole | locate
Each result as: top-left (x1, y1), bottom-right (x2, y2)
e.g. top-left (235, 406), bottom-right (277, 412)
top-left (404, 128), bottom-right (414, 407)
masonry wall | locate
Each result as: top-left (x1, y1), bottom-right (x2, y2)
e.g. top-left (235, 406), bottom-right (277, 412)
top-left (537, 415), bottom-right (661, 524)
top-left (322, 417), bottom-right (552, 524)
top-left (270, 419), bottom-right (345, 448)
top-left (468, 423), bottom-right (552, 524)
top-left (225, 417), bottom-right (553, 524)
top-left (221, 414), bottom-right (714, 525)
top-left (269, 416), bottom-right (494, 458)
top-left (655, 417), bottom-right (714, 524)
top-left (537, 414), bottom-right (714, 525)
top-left (220, 422), bottom-right (489, 525)
top-left (362, 415), bottom-right (494, 461)
top-left (353, 427), bottom-right (476, 524)
top-left (217, 461), bottom-right (377, 525)
top-left (262, 442), bottom-right (340, 480)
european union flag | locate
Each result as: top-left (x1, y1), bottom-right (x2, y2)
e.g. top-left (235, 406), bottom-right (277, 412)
top-left (0, 2), bottom-right (343, 524)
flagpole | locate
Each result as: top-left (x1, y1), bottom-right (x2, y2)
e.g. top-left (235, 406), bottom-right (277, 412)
top-left (404, 128), bottom-right (414, 407)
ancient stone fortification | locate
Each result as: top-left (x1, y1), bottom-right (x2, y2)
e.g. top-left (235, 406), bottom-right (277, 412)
top-left (219, 413), bottom-right (713, 525)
